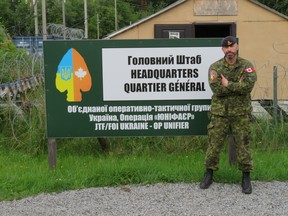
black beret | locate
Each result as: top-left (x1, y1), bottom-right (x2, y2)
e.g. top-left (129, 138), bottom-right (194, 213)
top-left (221, 36), bottom-right (237, 47)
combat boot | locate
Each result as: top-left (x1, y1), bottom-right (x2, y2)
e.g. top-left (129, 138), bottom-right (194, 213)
top-left (242, 172), bottom-right (252, 194)
top-left (200, 169), bottom-right (213, 189)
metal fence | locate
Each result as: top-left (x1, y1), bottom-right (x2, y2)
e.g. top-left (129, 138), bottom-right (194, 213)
top-left (11, 23), bottom-right (84, 56)
top-left (12, 36), bottom-right (63, 56)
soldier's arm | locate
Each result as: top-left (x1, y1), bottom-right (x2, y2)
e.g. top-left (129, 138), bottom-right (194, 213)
top-left (226, 66), bottom-right (257, 94)
top-left (208, 68), bottom-right (231, 96)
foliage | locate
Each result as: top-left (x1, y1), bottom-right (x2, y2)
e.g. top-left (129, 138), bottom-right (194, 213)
top-left (0, 1), bottom-right (35, 36)
top-left (0, 26), bottom-right (31, 85)
top-left (0, 50), bottom-right (43, 84)
top-left (0, 0), bottom-right (287, 40)
top-left (0, 20), bottom-right (45, 155)
top-left (0, 0), bottom-right (178, 39)
top-left (0, 87), bottom-right (47, 155)
top-left (0, 20), bottom-right (7, 41)
top-left (0, 39), bottom-right (17, 53)
top-left (251, 119), bottom-right (288, 151)
top-left (257, 0), bottom-right (288, 16)
top-left (0, 20), bottom-right (17, 53)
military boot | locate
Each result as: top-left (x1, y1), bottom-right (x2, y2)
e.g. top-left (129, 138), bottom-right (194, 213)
top-left (200, 169), bottom-right (213, 189)
top-left (242, 172), bottom-right (252, 194)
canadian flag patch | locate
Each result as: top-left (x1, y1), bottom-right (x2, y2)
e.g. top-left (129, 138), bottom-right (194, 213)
top-left (244, 67), bottom-right (255, 73)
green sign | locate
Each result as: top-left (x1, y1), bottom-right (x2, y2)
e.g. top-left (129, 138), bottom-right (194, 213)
top-left (44, 39), bottom-right (223, 138)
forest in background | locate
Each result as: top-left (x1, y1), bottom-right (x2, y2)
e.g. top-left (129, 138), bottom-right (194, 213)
top-left (0, 0), bottom-right (177, 39)
top-left (0, 0), bottom-right (287, 40)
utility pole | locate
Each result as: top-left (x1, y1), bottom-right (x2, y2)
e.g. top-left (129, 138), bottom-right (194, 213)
top-left (33, 0), bottom-right (39, 36)
top-left (42, 0), bottom-right (47, 41)
top-left (62, 0), bottom-right (66, 39)
top-left (84, 0), bottom-right (88, 38)
top-left (115, 0), bottom-right (118, 31)
top-left (96, 13), bottom-right (100, 39)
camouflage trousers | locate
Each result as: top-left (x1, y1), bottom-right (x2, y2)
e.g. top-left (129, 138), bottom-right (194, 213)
top-left (204, 114), bottom-right (253, 172)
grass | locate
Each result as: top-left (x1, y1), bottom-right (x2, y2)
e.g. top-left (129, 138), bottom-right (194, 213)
top-left (0, 145), bottom-right (287, 201)
top-left (1, 86), bottom-right (288, 201)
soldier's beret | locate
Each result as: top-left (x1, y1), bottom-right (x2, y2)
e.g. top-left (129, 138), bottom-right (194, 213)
top-left (221, 36), bottom-right (237, 47)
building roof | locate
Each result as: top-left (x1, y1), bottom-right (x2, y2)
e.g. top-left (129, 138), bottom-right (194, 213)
top-left (104, 0), bottom-right (288, 39)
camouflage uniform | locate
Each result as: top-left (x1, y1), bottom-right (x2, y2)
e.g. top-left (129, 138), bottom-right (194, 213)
top-left (205, 56), bottom-right (257, 172)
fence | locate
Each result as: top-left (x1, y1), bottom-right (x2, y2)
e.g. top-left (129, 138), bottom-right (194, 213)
top-left (12, 36), bottom-right (63, 56)
top-left (0, 51), bottom-right (44, 106)
top-left (12, 24), bottom-right (84, 56)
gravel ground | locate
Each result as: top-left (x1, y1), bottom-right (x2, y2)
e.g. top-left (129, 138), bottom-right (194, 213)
top-left (0, 181), bottom-right (287, 216)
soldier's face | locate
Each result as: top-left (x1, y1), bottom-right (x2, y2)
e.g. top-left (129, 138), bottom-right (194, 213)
top-left (222, 43), bottom-right (239, 60)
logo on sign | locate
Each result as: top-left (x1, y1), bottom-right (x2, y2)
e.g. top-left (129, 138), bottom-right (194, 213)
top-left (55, 48), bottom-right (92, 102)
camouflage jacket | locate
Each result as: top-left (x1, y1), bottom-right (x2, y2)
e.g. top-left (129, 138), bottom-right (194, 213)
top-left (208, 56), bottom-right (257, 116)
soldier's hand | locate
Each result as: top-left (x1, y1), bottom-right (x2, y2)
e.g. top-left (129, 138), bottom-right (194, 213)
top-left (221, 74), bottom-right (229, 87)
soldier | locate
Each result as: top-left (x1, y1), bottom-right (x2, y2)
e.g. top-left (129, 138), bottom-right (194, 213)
top-left (199, 36), bottom-right (257, 194)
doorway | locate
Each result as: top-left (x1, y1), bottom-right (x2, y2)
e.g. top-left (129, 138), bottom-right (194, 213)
top-left (154, 23), bottom-right (236, 38)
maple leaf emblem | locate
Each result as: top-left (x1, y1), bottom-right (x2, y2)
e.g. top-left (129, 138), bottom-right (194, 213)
top-left (75, 67), bottom-right (87, 80)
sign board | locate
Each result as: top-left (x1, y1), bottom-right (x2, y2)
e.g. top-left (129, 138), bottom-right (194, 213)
top-left (44, 39), bottom-right (223, 138)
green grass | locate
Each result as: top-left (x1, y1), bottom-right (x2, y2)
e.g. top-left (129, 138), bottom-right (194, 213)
top-left (1, 90), bottom-right (288, 201)
top-left (0, 147), bottom-right (287, 201)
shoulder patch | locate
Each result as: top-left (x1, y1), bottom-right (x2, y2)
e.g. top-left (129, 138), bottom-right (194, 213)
top-left (210, 70), bottom-right (216, 80)
top-left (244, 67), bottom-right (255, 73)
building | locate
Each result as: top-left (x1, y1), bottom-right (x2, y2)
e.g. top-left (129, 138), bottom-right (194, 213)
top-left (105, 0), bottom-right (288, 101)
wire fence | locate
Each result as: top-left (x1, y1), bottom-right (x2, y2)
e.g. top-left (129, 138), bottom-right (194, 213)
top-left (47, 23), bottom-right (84, 40)
top-left (0, 52), bottom-right (44, 102)
top-left (4, 23), bottom-right (84, 100)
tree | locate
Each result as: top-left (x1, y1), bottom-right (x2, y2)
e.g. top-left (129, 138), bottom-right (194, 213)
top-left (1, 0), bottom-right (287, 39)
top-left (0, 1), bottom-right (34, 36)
top-left (125, 0), bottom-right (177, 11)
top-left (257, 0), bottom-right (288, 16)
